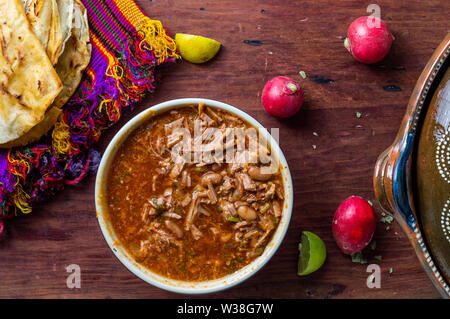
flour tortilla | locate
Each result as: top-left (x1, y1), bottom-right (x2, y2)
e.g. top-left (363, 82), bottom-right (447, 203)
top-left (24, 0), bottom-right (90, 109)
top-left (0, 0), bottom-right (90, 148)
top-left (52, 0), bottom-right (91, 108)
top-left (56, 0), bottom-right (75, 61)
top-left (21, 0), bottom-right (63, 65)
top-left (22, 0), bottom-right (74, 65)
top-left (0, 0), bottom-right (63, 144)
top-left (0, 106), bottom-right (62, 148)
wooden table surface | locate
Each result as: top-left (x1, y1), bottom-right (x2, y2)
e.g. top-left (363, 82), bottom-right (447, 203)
top-left (1, 0), bottom-right (449, 299)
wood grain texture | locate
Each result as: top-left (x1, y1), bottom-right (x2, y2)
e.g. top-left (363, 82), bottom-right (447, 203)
top-left (0, 0), bottom-right (449, 299)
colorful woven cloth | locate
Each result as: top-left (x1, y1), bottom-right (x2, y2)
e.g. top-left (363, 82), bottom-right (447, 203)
top-left (0, 0), bottom-right (179, 233)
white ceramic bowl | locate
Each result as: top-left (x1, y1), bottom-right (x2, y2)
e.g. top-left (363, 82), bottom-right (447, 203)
top-left (95, 98), bottom-right (293, 294)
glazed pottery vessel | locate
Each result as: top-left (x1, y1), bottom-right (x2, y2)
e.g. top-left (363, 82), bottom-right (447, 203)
top-left (374, 33), bottom-right (450, 298)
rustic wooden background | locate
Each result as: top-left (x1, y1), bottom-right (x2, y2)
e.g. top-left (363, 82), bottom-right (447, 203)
top-left (1, 0), bottom-right (449, 299)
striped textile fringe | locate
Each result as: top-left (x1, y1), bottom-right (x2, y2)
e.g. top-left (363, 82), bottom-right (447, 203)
top-left (0, 0), bottom-right (179, 233)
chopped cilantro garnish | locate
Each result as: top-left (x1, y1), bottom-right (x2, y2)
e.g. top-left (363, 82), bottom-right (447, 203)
top-left (151, 198), bottom-right (165, 214)
top-left (380, 215), bottom-right (394, 224)
top-left (351, 251), bottom-right (367, 264)
top-left (155, 205), bottom-right (165, 214)
top-left (259, 202), bottom-right (270, 214)
top-left (213, 205), bottom-right (223, 214)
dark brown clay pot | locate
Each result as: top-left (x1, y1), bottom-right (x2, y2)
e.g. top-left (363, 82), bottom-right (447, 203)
top-left (374, 33), bottom-right (450, 298)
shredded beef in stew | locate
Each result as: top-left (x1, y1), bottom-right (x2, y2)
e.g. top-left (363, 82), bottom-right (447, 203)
top-left (106, 104), bottom-right (285, 281)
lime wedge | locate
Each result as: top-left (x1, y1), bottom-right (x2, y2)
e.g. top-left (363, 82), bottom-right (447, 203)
top-left (298, 231), bottom-right (326, 276)
top-left (175, 33), bottom-right (221, 64)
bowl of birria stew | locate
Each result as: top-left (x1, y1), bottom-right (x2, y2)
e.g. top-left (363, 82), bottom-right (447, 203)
top-left (95, 98), bottom-right (293, 294)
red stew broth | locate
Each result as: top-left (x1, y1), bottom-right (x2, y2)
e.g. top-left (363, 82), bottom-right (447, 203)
top-left (106, 105), bottom-right (284, 281)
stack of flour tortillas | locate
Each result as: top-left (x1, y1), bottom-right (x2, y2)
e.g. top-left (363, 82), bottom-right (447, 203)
top-left (0, 0), bottom-right (91, 148)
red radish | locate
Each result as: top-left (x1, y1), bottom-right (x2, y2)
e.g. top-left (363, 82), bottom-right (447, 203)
top-left (332, 196), bottom-right (376, 255)
top-left (344, 16), bottom-right (394, 64)
top-left (261, 76), bottom-right (303, 118)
